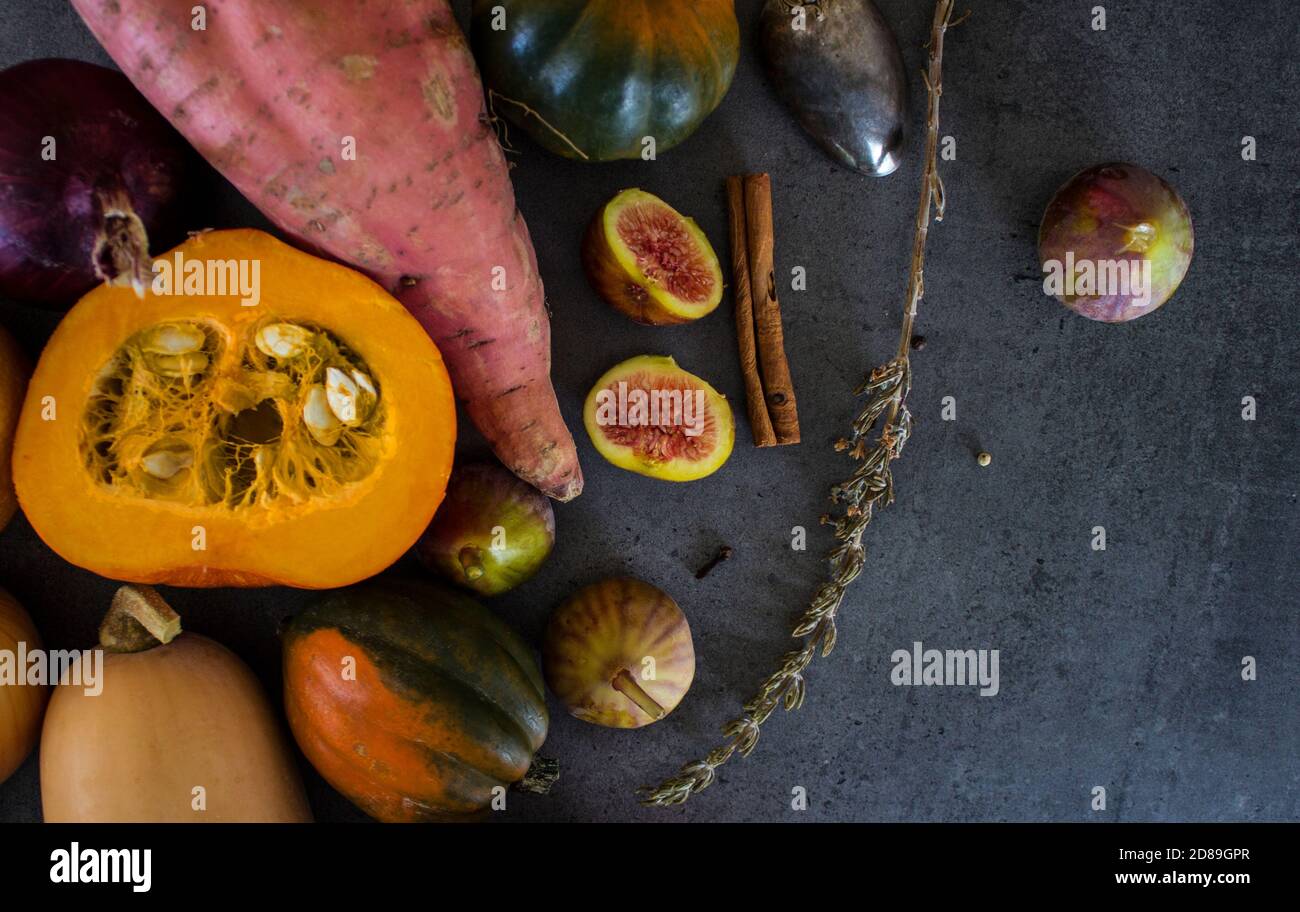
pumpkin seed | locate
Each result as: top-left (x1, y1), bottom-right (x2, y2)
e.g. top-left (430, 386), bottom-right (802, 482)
top-left (141, 442), bottom-right (194, 480)
top-left (303, 384), bottom-right (343, 445)
top-left (351, 370), bottom-right (378, 422)
top-left (148, 351), bottom-right (210, 378)
top-left (255, 322), bottom-right (313, 359)
top-left (324, 367), bottom-right (359, 425)
top-left (351, 370), bottom-right (376, 397)
top-left (142, 322), bottom-right (206, 355)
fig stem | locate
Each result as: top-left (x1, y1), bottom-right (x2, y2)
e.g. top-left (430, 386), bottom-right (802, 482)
top-left (458, 545), bottom-right (486, 582)
top-left (99, 585), bottom-right (182, 653)
top-left (612, 669), bottom-right (666, 721)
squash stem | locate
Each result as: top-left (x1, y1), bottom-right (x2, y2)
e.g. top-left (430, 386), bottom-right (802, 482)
top-left (458, 545), bottom-right (486, 582)
top-left (611, 669), bottom-right (666, 721)
top-left (99, 585), bottom-right (182, 653)
top-left (513, 755), bottom-right (560, 795)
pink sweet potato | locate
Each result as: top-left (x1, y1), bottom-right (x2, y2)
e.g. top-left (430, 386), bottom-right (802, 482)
top-left (72, 0), bottom-right (582, 500)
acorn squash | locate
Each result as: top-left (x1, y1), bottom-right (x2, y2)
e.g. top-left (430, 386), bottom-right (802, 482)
top-left (12, 229), bottom-right (456, 588)
top-left (282, 578), bottom-right (552, 822)
top-left (471, 0), bottom-right (740, 161)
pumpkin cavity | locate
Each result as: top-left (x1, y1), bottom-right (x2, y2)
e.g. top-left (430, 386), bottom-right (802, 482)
top-left (80, 317), bottom-right (385, 509)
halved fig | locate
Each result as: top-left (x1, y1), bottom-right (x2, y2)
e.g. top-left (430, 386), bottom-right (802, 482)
top-left (582, 189), bottom-right (723, 325)
top-left (583, 355), bottom-right (734, 482)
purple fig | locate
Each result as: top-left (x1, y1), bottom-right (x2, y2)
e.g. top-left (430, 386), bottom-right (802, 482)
top-left (1039, 163), bottom-right (1193, 322)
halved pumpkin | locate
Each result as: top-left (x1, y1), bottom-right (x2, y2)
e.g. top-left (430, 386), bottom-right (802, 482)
top-left (12, 229), bottom-right (456, 588)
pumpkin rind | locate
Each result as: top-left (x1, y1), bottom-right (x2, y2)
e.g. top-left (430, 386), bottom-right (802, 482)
top-left (11, 229), bottom-right (456, 588)
top-left (40, 632), bottom-right (312, 822)
top-left (0, 587), bottom-right (47, 785)
top-left (471, 0), bottom-right (740, 161)
top-left (283, 579), bottom-right (549, 822)
top-left (0, 327), bottom-right (28, 533)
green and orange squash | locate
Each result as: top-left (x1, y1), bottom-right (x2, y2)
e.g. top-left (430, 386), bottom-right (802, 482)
top-left (470, 0), bottom-right (740, 161)
top-left (282, 578), bottom-right (552, 822)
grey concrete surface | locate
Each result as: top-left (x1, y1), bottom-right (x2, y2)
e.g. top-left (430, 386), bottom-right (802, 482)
top-left (0, 0), bottom-right (1296, 823)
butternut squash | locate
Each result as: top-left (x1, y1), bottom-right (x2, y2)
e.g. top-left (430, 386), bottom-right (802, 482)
top-left (40, 586), bottom-right (312, 822)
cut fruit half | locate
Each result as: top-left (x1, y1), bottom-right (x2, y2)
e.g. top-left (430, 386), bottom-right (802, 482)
top-left (583, 355), bottom-right (734, 482)
top-left (582, 189), bottom-right (723, 326)
top-left (12, 229), bottom-right (456, 588)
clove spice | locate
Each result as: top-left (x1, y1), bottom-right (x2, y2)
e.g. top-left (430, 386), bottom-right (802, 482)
top-left (695, 545), bottom-right (734, 579)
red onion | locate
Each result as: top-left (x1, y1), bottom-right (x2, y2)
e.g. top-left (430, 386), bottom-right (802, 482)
top-left (0, 58), bottom-right (199, 307)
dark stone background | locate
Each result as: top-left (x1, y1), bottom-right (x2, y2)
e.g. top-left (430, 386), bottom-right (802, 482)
top-left (0, 0), bottom-right (1295, 823)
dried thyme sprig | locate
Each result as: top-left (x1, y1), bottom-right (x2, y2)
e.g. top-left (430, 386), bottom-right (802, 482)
top-left (640, 0), bottom-right (965, 809)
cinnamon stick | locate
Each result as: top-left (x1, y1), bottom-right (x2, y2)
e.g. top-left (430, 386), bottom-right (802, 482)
top-left (726, 176), bottom-right (777, 447)
top-left (743, 173), bottom-right (800, 444)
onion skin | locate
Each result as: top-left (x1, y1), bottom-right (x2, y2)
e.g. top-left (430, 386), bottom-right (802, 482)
top-left (416, 463), bottom-right (556, 597)
top-left (0, 59), bottom-right (198, 307)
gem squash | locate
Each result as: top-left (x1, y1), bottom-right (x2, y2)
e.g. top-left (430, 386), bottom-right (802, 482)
top-left (0, 325), bottom-right (28, 533)
top-left (0, 586), bottom-right (47, 785)
top-left (283, 578), bottom-right (553, 822)
top-left (12, 229), bottom-right (456, 588)
top-left (471, 0), bottom-right (740, 161)
top-left (40, 586), bottom-right (312, 822)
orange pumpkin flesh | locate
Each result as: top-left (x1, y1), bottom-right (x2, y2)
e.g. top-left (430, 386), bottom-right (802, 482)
top-left (40, 586), bottom-right (312, 822)
top-left (0, 587), bottom-right (47, 785)
top-left (12, 229), bottom-right (456, 588)
top-left (0, 326), bottom-right (29, 533)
